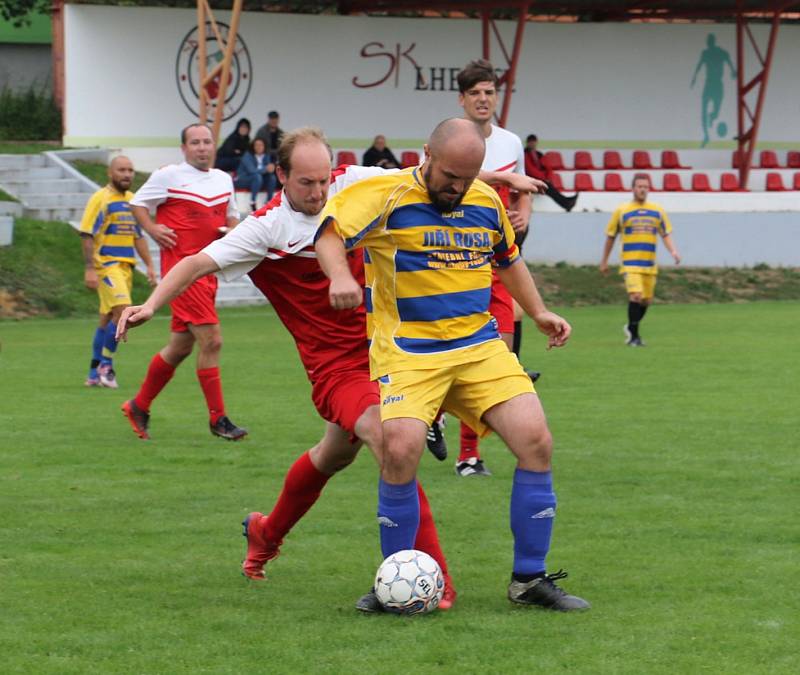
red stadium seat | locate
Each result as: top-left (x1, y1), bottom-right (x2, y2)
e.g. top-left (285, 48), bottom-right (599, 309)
top-left (574, 173), bottom-right (596, 191)
top-left (691, 173), bottom-right (712, 191)
top-left (543, 151), bottom-right (565, 170)
top-left (573, 151), bottom-right (595, 170)
top-left (549, 172), bottom-right (565, 191)
top-left (787, 151), bottom-right (800, 168)
top-left (603, 151), bottom-right (625, 170)
top-left (603, 173), bottom-right (625, 191)
top-left (759, 150), bottom-right (779, 168)
top-left (336, 150), bottom-right (358, 166)
top-left (794, 173), bottom-right (800, 190)
top-left (661, 150), bottom-right (689, 169)
top-left (632, 151), bottom-right (653, 169)
top-left (766, 173), bottom-right (786, 191)
top-left (400, 151), bottom-right (420, 168)
top-left (662, 173), bottom-right (684, 191)
top-left (720, 173), bottom-right (740, 191)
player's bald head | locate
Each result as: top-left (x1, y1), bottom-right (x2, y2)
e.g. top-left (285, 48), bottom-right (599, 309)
top-left (427, 118), bottom-right (485, 168)
top-left (108, 154), bottom-right (134, 192)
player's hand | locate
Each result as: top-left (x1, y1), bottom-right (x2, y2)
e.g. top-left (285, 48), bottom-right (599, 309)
top-left (116, 304), bottom-right (155, 341)
top-left (504, 173), bottom-right (547, 194)
top-left (672, 251), bottom-right (682, 265)
top-left (146, 266), bottom-right (158, 286)
top-left (84, 267), bottom-right (98, 290)
top-left (149, 223), bottom-right (178, 249)
top-left (507, 210), bottom-right (529, 233)
top-left (329, 275), bottom-right (363, 310)
top-left (599, 261), bottom-right (609, 275)
top-left (533, 311), bottom-right (572, 349)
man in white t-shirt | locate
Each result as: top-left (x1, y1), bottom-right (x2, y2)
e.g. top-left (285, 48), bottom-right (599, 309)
top-left (442, 59), bottom-right (545, 477)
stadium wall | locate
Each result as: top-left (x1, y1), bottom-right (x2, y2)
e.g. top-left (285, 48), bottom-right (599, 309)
top-left (62, 6), bottom-right (800, 148)
top-left (524, 212), bottom-right (800, 267)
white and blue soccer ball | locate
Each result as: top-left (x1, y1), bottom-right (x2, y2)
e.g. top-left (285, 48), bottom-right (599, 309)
top-left (374, 549), bottom-right (444, 615)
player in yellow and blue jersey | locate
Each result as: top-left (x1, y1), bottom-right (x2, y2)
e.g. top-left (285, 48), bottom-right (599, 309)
top-left (79, 156), bottom-right (156, 387)
top-left (316, 118), bottom-right (589, 612)
top-left (600, 173), bottom-right (681, 346)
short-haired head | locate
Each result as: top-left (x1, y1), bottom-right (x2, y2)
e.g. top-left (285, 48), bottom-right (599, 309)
top-left (457, 59), bottom-right (498, 93)
top-left (108, 154), bottom-right (134, 192)
top-left (277, 126), bottom-right (332, 175)
top-left (632, 173), bottom-right (651, 188)
top-left (526, 134), bottom-right (538, 143)
top-left (276, 127), bottom-right (333, 217)
top-left (423, 118), bottom-right (485, 211)
top-left (181, 123), bottom-right (212, 145)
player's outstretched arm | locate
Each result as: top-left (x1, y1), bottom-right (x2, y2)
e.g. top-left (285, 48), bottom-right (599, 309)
top-left (480, 170), bottom-right (547, 195)
top-left (116, 253), bottom-right (220, 341)
top-left (496, 259), bottom-right (571, 349)
top-left (314, 224), bottom-right (363, 310)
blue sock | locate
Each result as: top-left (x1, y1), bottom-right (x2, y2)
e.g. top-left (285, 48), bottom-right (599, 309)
top-left (377, 478), bottom-right (419, 558)
top-left (90, 327), bottom-right (104, 376)
top-left (510, 468), bottom-right (556, 575)
top-left (100, 321), bottom-right (118, 367)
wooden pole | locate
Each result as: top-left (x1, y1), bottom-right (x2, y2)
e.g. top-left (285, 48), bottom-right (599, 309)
top-left (196, 0), bottom-right (207, 124)
top-left (211, 0), bottom-right (244, 143)
top-left (51, 0), bottom-right (66, 139)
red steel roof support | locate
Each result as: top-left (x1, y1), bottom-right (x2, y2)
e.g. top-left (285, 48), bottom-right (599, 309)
top-left (480, 3), bottom-right (530, 128)
top-left (735, 3), bottom-right (784, 187)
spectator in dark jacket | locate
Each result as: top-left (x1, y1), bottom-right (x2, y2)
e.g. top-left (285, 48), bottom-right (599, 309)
top-left (254, 111), bottom-right (284, 156)
top-left (524, 134), bottom-right (577, 212)
top-left (215, 118), bottom-right (251, 172)
top-left (362, 135), bottom-right (400, 169)
top-left (234, 138), bottom-right (277, 211)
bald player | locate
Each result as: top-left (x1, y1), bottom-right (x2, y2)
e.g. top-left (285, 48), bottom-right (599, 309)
top-left (79, 155), bottom-right (156, 388)
top-left (316, 118), bottom-right (589, 611)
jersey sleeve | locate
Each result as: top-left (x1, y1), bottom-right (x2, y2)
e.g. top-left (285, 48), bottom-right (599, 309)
top-left (130, 167), bottom-right (170, 211)
top-left (78, 191), bottom-right (103, 236)
top-left (605, 207), bottom-right (623, 237)
top-left (316, 176), bottom-right (392, 250)
top-left (659, 208), bottom-right (673, 236)
top-left (223, 173), bottom-right (240, 220)
top-left (491, 195), bottom-right (520, 269)
top-left (513, 135), bottom-right (526, 176)
top-left (203, 212), bottom-right (288, 281)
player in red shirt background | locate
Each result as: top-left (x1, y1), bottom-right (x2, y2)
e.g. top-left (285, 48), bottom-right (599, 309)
top-left (123, 124), bottom-right (247, 441)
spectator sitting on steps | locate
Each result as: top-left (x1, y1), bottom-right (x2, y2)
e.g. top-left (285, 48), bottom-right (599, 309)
top-left (524, 134), bottom-right (577, 212)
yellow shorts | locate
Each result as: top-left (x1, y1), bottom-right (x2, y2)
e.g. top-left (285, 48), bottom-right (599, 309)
top-left (378, 349), bottom-right (535, 437)
top-left (97, 263), bottom-right (133, 314)
top-left (623, 272), bottom-right (656, 301)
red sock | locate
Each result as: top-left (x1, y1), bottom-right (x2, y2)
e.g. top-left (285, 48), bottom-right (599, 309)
top-left (134, 353), bottom-right (176, 412)
top-left (414, 482), bottom-right (450, 580)
top-left (264, 451), bottom-right (331, 545)
top-left (459, 421), bottom-right (481, 462)
top-left (196, 366), bottom-right (225, 424)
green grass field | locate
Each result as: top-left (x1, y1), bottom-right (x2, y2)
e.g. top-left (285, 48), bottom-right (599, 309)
top-left (1, 302), bottom-right (797, 673)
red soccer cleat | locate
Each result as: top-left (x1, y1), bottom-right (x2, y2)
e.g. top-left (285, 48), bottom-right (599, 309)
top-left (241, 512), bottom-right (281, 580)
top-left (121, 399), bottom-right (150, 440)
top-left (439, 576), bottom-right (457, 610)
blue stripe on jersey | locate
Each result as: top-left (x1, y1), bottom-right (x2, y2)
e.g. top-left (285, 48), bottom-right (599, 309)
top-left (363, 249), bottom-right (371, 264)
top-left (397, 287), bottom-right (491, 322)
top-left (394, 249), bottom-right (490, 273)
top-left (622, 259), bottom-right (655, 267)
top-left (106, 201), bottom-right (131, 215)
top-left (364, 286), bottom-right (373, 313)
top-left (99, 245), bottom-right (135, 258)
top-left (342, 214), bottom-right (382, 249)
top-left (102, 276), bottom-right (114, 287)
top-left (395, 319), bottom-right (499, 354)
top-left (92, 210), bottom-right (105, 235)
top-left (102, 260), bottom-right (119, 267)
top-left (622, 242), bottom-right (657, 252)
top-left (622, 208), bottom-right (661, 222)
top-left (624, 226), bottom-right (657, 235)
top-left (387, 203), bottom-right (500, 232)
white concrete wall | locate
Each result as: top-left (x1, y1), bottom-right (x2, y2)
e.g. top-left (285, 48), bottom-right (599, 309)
top-left (524, 212), bottom-right (800, 267)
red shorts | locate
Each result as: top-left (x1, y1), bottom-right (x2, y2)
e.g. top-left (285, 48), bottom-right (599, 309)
top-left (311, 367), bottom-right (380, 437)
top-left (489, 270), bottom-right (514, 334)
top-left (170, 274), bottom-right (219, 333)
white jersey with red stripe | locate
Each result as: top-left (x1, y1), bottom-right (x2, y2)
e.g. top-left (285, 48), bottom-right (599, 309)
top-left (131, 161), bottom-right (238, 275)
top-left (483, 124), bottom-right (525, 208)
top-left (202, 164), bottom-right (388, 383)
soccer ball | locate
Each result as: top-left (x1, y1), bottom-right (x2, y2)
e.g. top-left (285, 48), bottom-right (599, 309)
top-left (374, 549), bottom-right (444, 615)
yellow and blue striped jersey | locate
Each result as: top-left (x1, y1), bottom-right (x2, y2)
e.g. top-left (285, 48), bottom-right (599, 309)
top-left (79, 186), bottom-right (141, 267)
top-left (318, 166), bottom-right (519, 378)
top-left (606, 200), bottom-right (672, 275)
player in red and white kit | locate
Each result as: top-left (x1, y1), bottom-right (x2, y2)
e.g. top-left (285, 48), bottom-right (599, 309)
top-left (441, 59), bottom-right (546, 477)
top-left (116, 127), bottom-right (456, 611)
top-left (123, 124), bottom-right (247, 441)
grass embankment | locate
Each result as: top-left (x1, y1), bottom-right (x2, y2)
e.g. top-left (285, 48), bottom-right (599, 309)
top-left (0, 219), bottom-right (155, 318)
top-left (70, 160), bottom-right (150, 192)
top-left (0, 141), bottom-right (63, 154)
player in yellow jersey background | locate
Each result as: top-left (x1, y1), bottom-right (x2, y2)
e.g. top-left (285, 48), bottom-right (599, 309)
top-left (600, 174), bottom-right (681, 346)
top-left (79, 156), bottom-right (156, 387)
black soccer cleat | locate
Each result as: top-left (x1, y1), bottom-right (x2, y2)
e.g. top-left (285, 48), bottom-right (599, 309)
top-left (455, 458), bottom-right (491, 477)
top-left (508, 569), bottom-right (590, 611)
top-left (626, 337), bottom-right (646, 347)
top-left (426, 416), bottom-right (448, 461)
top-left (210, 415), bottom-right (248, 441)
top-left (355, 589), bottom-right (385, 614)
